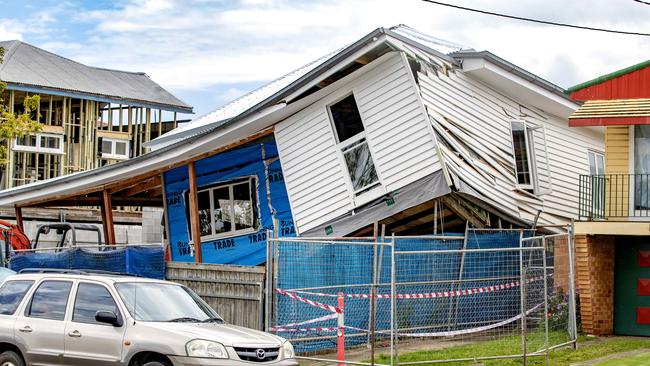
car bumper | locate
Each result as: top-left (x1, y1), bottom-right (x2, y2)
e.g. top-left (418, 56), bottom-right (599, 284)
top-left (168, 356), bottom-right (299, 366)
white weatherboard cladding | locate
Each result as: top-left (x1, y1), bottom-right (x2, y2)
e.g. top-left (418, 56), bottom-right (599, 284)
top-left (276, 52), bottom-right (439, 234)
top-left (418, 67), bottom-right (602, 225)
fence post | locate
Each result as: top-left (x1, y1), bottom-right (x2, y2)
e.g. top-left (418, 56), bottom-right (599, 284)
top-left (264, 229), bottom-right (273, 332)
top-left (542, 237), bottom-right (550, 366)
top-left (337, 292), bottom-right (345, 366)
top-left (568, 223), bottom-right (579, 349)
top-left (519, 231), bottom-right (527, 366)
top-left (390, 233), bottom-right (399, 365)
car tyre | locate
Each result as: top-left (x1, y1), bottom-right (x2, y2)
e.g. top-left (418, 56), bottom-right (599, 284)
top-left (143, 362), bottom-right (169, 366)
top-left (0, 351), bottom-right (24, 366)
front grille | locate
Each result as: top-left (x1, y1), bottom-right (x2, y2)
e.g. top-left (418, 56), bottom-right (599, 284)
top-left (234, 347), bottom-right (280, 362)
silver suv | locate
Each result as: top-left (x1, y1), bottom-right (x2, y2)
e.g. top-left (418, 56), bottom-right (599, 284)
top-left (0, 270), bottom-right (298, 366)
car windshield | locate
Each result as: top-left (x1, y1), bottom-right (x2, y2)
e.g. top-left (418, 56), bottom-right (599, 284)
top-left (115, 282), bottom-right (223, 323)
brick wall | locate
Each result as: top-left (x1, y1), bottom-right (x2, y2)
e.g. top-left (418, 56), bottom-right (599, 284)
top-left (574, 234), bottom-right (615, 335)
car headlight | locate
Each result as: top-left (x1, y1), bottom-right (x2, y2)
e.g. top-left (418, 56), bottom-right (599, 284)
top-left (186, 339), bottom-right (229, 359)
top-left (282, 341), bottom-right (295, 359)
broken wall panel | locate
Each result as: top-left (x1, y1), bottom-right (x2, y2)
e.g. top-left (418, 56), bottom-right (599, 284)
top-left (276, 51), bottom-right (440, 234)
top-left (416, 58), bottom-right (603, 225)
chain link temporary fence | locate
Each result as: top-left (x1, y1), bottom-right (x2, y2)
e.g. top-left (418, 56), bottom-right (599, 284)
top-left (266, 227), bottom-right (576, 365)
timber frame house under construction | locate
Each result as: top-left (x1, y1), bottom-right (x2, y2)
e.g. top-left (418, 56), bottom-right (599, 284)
top-left (0, 40), bottom-right (192, 189)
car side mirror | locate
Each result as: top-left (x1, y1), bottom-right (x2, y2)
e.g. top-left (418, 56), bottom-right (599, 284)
top-left (95, 311), bottom-right (122, 327)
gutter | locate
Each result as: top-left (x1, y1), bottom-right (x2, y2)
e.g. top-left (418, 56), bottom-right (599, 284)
top-left (450, 50), bottom-right (572, 102)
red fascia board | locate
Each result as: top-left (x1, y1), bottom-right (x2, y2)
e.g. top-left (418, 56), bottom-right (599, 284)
top-left (569, 116), bottom-right (650, 126)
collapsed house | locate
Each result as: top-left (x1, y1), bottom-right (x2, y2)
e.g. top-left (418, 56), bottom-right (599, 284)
top-left (0, 26), bottom-right (603, 265)
top-left (0, 40), bottom-right (192, 241)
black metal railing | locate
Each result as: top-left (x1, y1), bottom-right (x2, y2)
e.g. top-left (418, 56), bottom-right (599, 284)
top-left (578, 174), bottom-right (650, 220)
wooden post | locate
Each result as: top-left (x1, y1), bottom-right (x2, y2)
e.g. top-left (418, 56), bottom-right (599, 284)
top-left (188, 162), bottom-right (202, 263)
top-left (157, 109), bottom-right (162, 138)
top-left (14, 206), bottom-right (24, 232)
top-left (102, 190), bottom-right (116, 245)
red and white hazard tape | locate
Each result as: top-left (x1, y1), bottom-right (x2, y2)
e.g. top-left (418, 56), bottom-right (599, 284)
top-left (271, 326), bottom-right (338, 333)
top-left (393, 302), bottom-right (543, 337)
top-left (273, 313), bottom-right (338, 330)
top-left (275, 288), bottom-right (340, 313)
top-left (281, 275), bottom-right (547, 300)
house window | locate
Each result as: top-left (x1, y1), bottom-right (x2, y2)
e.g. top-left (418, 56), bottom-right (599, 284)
top-left (588, 151), bottom-right (604, 175)
top-left (187, 177), bottom-right (257, 241)
top-left (100, 138), bottom-right (130, 160)
top-left (510, 121), bottom-right (534, 189)
top-left (329, 94), bottom-right (379, 195)
top-left (14, 133), bottom-right (64, 155)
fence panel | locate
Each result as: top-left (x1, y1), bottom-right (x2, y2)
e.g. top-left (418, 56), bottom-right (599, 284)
top-left (166, 261), bottom-right (265, 330)
top-left (267, 229), bottom-right (576, 365)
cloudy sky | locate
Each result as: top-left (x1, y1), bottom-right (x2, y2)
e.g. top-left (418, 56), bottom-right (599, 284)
top-left (0, 0), bottom-right (649, 119)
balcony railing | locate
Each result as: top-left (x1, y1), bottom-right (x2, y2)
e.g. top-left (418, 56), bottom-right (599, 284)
top-left (579, 174), bottom-right (650, 220)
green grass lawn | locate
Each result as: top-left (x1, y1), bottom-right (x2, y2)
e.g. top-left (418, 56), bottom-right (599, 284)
top-left (370, 334), bottom-right (650, 365)
top-left (594, 351), bottom-right (650, 366)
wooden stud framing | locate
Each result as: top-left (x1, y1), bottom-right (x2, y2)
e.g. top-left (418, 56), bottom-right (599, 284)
top-left (14, 206), bottom-right (24, 232)
top-left (101, 190), bottom-right (116, 245)
top-left (188, 162), bottom-right (202, 263)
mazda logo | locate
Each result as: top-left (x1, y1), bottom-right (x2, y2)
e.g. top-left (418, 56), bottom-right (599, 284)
top-left (256, 349), bottom-right (266, 359)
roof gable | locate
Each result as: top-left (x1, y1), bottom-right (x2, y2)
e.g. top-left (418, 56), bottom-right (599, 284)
top-left (0, 40), bottom-right (192, 113)
top-left (568, 59), bottom-right (650, 101)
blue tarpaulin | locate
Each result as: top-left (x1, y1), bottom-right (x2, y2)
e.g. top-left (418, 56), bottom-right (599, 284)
top-left (163, 140), bottom-right (295, 265)
top-left (10, 246), bottom-right (165, 279)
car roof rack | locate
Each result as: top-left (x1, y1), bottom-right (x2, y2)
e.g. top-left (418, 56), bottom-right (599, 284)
top-left (17, 268), bottom-right (143, 277)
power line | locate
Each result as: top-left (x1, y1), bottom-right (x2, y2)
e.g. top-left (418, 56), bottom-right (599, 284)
top-left (420, 0), bottom-right (650, 36)
top-left (633, 0), bottom-right (650, 5)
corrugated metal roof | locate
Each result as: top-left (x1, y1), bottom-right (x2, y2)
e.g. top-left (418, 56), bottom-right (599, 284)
top-left (569, 99), bottom-right (650, 119)
top-left (151, 47), bottom-right (345, 146)
top-left (0, 40), bottom-right (192, 113)
top-left (148, 25), bottom-right (471, 149)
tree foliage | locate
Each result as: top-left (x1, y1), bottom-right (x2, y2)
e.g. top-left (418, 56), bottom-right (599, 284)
top-left (0, 46), bottom-right (42, 163)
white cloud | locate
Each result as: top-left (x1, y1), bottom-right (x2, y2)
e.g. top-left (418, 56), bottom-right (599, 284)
top-left (0, 21), bottom-right (23, 40)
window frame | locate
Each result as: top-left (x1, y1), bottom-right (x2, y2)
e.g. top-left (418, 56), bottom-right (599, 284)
top-left (327, 92), bottom-right (383, 201)
top-left (25, 280), bottom-right (73, 321)
top-left (587, 150), bottom-right (605, 175)
top-left (71, 281), bottom-right (123, 326)
top-left (100, 137), bottom-right (130, 160)
top-left (13, 133), bottom-right (65, 155)
top-left (510, 120), bottom-right (536, 190)
top-left (186, 176), bottom-right (258, 242)
top-left (0, 280), bottom-right (34, 316)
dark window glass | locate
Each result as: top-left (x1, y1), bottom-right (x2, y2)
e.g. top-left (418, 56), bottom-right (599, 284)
top-left (0, 281), bottom-right (34, 315)
top-left (343, 140), bottom-right (379, 192)
top-left (73, 283), bottom-right (120, 325)
top-left (213, 187), bottom-right (232, 234)
top-left (101, 139), bottom-right (112, 154)
top-left (330, 94), bottom-right (365, 142)
top-left (233, 183), bottom-right (254, 230)
top-left (115, 141), bottom-right (127, 156)
top-left (17, 135), bottom-right (37, 147)
top-left (28, 281), bottom-right (72, 321)
top-left (197, 190), bottom-right (212, 236)
top-left (511, 122), bottom-right (531, 186)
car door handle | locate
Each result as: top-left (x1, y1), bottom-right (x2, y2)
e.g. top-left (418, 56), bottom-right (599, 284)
top-left (68, 330), bottom-right (82, 338)
top-left (18, 326), bottom-right (32, 333)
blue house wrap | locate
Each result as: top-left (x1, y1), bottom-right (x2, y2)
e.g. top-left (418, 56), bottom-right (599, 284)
top-left (163, 140), bottom-right (295, 265)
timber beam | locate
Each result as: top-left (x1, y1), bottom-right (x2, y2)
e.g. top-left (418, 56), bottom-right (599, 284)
top-left (439, 195), bottom-right (487, 228)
